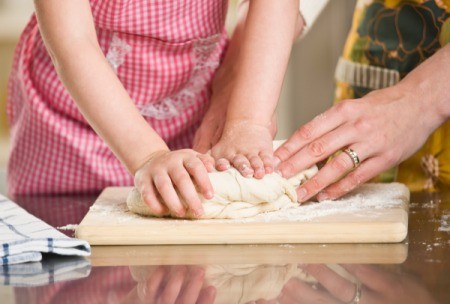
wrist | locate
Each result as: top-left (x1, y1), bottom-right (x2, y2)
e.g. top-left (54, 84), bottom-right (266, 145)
top-left (132, 147), bottom-right (170, 175)
top-left (224, 118), bottom-right (272, 132)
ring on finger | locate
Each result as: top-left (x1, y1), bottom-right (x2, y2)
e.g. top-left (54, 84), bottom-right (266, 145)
top-left (343, 148), bottom-right (361, 168)
top-left (346, 281), bottom-right (362, 304)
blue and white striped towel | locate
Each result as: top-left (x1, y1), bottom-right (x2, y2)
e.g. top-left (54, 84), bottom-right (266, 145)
top-left (1, 256), bottom-right (91, 286)
top-left (0, 194), bottom-right (91, 265)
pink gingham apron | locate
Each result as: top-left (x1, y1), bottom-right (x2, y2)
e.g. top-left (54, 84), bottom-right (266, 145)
top-left (7, 0), bottom-right (228, 195)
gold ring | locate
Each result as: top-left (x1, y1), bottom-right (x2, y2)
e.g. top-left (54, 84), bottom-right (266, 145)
top-left (346, 281), bottom-right (362, 304)
top-left (343, 148), bottom-right (360, 168)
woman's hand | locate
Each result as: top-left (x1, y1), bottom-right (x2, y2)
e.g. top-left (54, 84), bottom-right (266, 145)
top-left (278, 264), bottom-right (438, 304)
top-left (275, 87), bottom-right (438, 202)
top-left (134, 150), bottom-right (215, 218)
top-left (210, 121), bottom-right (275, 179)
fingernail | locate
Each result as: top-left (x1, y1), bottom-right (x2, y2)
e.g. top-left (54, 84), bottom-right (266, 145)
top-left (194, 208), bottom-right (204, 217)
top-left (205, 191), bottom-right (214, 199)
top-left (317, 191), bottom-right (329, 201)
top-left (297, 188), bottom-right (308, 201)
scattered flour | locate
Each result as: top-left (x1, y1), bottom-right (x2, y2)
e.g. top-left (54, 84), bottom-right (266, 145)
top-left (90, 183), bottom-right (409, 224)
top-left (438, 214), bottom-right (450, 232)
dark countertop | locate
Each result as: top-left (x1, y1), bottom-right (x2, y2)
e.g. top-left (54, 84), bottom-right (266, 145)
top-left (1, 188), bottom-right (449, 304)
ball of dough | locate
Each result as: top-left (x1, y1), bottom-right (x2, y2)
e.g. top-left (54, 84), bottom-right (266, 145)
top-left (127, 166), bottom-right (317, 219)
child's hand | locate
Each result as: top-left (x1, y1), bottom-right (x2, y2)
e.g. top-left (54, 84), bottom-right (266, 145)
top-left (134, 150), bottom-right (215, 218)
top-left (210, 121), bottom-right (274, 179)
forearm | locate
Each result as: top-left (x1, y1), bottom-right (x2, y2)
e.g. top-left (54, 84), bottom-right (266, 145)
top-left (54, 44), bottom-right (168, 173)
top-left (35, 0), bottom-right (168, 174)
top-left (394, 44), bottom-right (450, 126)
top-left (224, 0), bottom-right (300, 126)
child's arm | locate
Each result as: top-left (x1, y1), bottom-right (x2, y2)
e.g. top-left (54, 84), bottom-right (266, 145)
top-left (210, 0), bottom-right (300, 179)
top-left (34, 0), bottom-right (212, 217)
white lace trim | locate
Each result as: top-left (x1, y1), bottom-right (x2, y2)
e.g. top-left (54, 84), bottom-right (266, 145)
top-left (106, 34), bottom-right (132, 71)
top-left (139, 34), bottom-right (222, 119)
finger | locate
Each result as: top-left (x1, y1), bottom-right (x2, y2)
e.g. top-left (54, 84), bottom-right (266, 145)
top-left (215, 158), bottom-right (230, 171)
top-left (281, 277), bottom-right (341, 304)
top-left (157, 266), bottom-right (188, 304)
top-left (296, 145), bottom-right (369, 203)
top-left (301, 264), bottom-right (359, 303)
top-left (197, 154), bottom-right (215, 173)
top-left (140, 183), bottom-right (169, 216)
top-left (249, 154), bottom-right (265, 179)
top-left (176, 267), bottom-right (205, 304)
top-left (153, 174), bottom-right (186, 217)
top-left (260, 151), bottom-right (274, 174)
top-left (275, 105), bottom-right (347, 162)
top-left (278, 124), bottom-right (357, 179)
top-left (184, 158), bottom-right (214, 200)
top-left (342, 264), bottom-right (401, 292)
top-left (196, 286), bottom-right (216, 304)
top-left (232, 154), bottom-right (254, 177)
top-left (317, 157), bottom-right (382, 201)
top-left (276, 292), bottom-right (298, 304)
top-left (143, 266), bottom-right (167, 302)
top-left (170, 168), bottom-right (203, 217)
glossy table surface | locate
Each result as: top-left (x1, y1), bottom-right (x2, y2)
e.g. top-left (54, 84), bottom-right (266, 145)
top-left (1, 188), bottom-right (449, 304)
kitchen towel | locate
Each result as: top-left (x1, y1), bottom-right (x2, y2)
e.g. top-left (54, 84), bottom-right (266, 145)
top-left (0, 256), bottom-right (91, 286)
top-left (0, 194), bottom-right (91, 265)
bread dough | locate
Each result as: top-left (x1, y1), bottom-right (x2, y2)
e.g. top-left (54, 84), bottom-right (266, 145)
top-left (130, 264), bottom-right (355, 304)
top-left (204, 264), bottom-right (314, 304)
top-left (126, 165), bottom-right (317, 219)
top-left (130, 264), bottom-right (317, 304)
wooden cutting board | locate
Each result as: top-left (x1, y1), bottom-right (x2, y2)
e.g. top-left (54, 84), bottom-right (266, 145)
top-left (76, 183), bottom-right (409, 245)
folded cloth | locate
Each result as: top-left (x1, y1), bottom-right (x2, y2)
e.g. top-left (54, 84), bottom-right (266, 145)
top-left (0, 256), bottom-right (91, 286)
top-left (0, 194), bottom-right (91, 265)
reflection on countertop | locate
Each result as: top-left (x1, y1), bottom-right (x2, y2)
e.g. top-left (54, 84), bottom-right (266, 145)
top-left (0, 189), bottom-right (449, 303)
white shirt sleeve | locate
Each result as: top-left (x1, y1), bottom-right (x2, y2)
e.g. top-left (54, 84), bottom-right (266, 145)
top-left (299, 0), bottom-right (331, 38)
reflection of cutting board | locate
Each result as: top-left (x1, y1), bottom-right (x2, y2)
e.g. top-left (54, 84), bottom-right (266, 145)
top-left (76, 183), bottom-right (409, 245)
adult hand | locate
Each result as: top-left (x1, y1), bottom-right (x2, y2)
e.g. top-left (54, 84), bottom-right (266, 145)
top-left (134, 150), bottom-right (215, 218)
top-left (275, 87), bottom-right (441, 203)
top-left (275, 45), bottom-right (450, 202)
top-left (278, 264), bottom-right (438, 304)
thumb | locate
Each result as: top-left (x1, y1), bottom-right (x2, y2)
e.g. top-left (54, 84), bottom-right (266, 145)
top-left (193, 125), bottom-right (215, 153)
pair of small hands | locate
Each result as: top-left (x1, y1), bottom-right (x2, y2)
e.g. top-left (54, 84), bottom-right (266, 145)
top-left (133, 121), bottom-right (275, 218)
top-left (134, 63), bottom-right (278, 218)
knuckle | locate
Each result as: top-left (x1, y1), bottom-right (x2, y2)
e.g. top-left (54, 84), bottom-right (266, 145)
top-left (336, 100), bottom-right (357, 116)
top-left (281, 161), bottom-right (296, 176)
top-left (347, 171), bottom-right (364, 187)
top-left (383, 151), bottom-right (400, 165)
top-left (275, 146), bottom-right (291, 159)
top-left (153, 176), bottom-right (173, 193)
top-left (307, 140), bottom-right (326, 157)
top-left (354, 118), bottom-right (372, 132)
top-left (307, 177), bottom-right (322, 191)
top-left (296, 124), bottom-right (313, 140)
top-left (172, 172), bottom-right (191, 186)
top-left (331, 156), bottom-right (350, 172)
